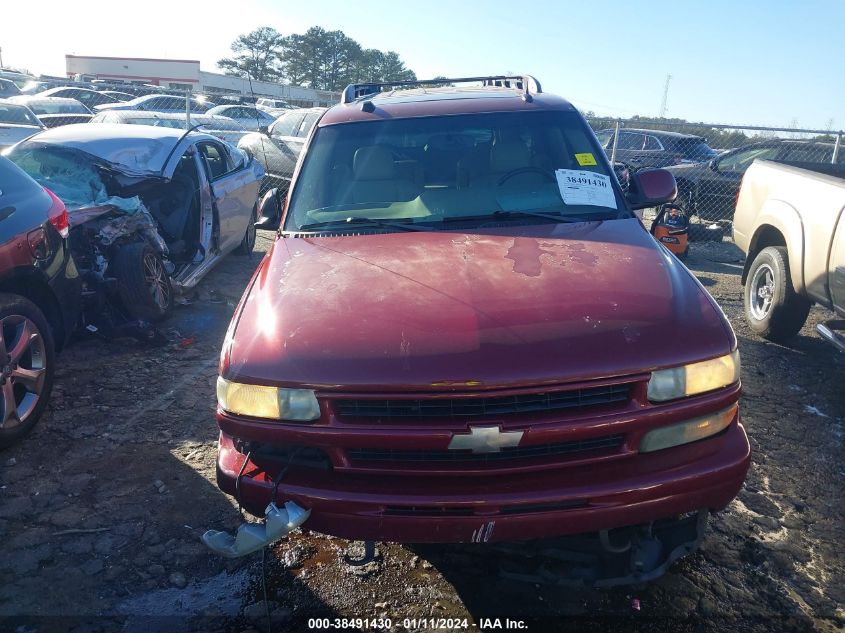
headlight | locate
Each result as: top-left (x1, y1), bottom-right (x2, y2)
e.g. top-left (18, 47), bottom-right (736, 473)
top-left (640, 404), bottom-right (737, 452)
top-left (647, 350), bottom-right (740, 402)
top-left (216, 377), bottom-right (320, 421)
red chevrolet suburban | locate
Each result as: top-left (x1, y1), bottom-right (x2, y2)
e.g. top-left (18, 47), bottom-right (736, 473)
top-left (213, 76), bottom-right (749, 580)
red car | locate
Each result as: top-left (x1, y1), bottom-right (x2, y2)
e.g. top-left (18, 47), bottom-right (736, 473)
top-left (213, 76), bottom-right (749, 580)
top-left (0, 157), bottom-right (81, 448)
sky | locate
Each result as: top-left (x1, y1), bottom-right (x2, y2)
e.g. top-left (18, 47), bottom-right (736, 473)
top-left (1, 0), bottom-right (843, 129)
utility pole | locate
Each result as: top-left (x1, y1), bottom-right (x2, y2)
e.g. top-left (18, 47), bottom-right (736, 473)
top-left (659, 74), bottom-right (672, 118)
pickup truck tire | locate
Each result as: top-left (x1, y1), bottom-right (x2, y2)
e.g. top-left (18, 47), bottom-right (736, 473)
top-left (744, 246), bottom-right (810, 342)
top-left (113, 242), bottom-right (173, 322)
top-left (0, 294), bottom-right (55, 449)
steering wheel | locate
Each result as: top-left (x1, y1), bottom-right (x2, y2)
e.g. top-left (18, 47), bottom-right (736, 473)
top-left (497, 166), bottom-right (556, 186)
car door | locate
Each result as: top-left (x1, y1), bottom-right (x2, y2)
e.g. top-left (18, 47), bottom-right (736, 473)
top-left (696, 144), bottom-right (781, 219)
top-left (196, 140), bottom-right (256, 253)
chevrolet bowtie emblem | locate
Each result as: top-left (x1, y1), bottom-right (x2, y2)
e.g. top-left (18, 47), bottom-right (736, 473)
top-left (448, 426), bottom-right (524, 454)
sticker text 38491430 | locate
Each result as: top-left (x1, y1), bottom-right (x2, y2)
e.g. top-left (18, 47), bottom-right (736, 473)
top-left (555, 169), bottom-right (617, 209)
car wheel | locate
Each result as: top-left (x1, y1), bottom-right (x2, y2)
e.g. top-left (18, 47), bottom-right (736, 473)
top-left (744, 246), bottom-right (810, 342)
top-left (114, 242), bottom-right (174, 322)
top-left (235, 205), bottom-right (258, 255)
top-left (0, 294), bottom-right (55, 449)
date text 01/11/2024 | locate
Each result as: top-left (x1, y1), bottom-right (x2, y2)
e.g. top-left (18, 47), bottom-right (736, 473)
top-left (306, 618), bottom-right (528, 630)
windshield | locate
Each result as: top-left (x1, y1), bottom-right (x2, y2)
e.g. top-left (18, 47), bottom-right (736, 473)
top-left (285, 111), bottom-right (625, 232)
top-left (0, 104), bottom-right (40, 126)
top-left (679, 139), bottom-right (718, 161)
top-left (27, 100), bottom-right (89, 115)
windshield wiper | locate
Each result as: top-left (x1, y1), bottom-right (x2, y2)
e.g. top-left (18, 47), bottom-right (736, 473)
top-left (435, 210), bottom-right (599, 224)
top-left (296, 216), bottom-right (425, 232)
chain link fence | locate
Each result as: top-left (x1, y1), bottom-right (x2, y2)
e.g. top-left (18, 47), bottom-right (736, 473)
top-left (4, 72), bottom-right (843, 232)
top-left (0, 83), bottom-right (323, 225)
top-left (586, 117), bottom-right (844, 225)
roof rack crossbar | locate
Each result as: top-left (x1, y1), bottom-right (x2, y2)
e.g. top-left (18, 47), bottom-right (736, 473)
top-left (341, 75), bottom-right (542, 104)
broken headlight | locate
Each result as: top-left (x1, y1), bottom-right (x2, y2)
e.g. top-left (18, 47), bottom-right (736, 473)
top-left (647, 349), bottom-right (740, 402)
top-left (216, 377), bottom-right (320, 421)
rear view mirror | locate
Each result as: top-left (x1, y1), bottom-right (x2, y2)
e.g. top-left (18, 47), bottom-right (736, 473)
top-left (626, 168), bottom-right (677, 210)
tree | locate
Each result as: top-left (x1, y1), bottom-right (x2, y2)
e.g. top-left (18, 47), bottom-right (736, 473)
top-left (280, 28), bottom-right (417, 90)
top-left (217, 27), bottom-right (285, 82)
top-left (375, 51), bottom-right (416, 83)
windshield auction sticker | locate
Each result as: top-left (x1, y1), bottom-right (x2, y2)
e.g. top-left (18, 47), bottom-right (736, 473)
top-left (555, 169), bottom-right (617, 209)
top-left (574, 152), bottom-right (597, 166)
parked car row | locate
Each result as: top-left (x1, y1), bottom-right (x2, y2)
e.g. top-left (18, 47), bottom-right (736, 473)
top-left (667, 139), bottom-right (845, 220)
top-left (592, 127), bottom-right (844, 222)
top-left (238, 107), bottom-right (327, 226)
top-left (0, 119), bottom-right (267, 447)
top-left (595, 128), bottom-right (718, 169)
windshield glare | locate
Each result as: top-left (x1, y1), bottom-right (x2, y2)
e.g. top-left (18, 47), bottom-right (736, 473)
top-left (0, 104), bottom-right (40, 126)
top-left (28, 100), bottom-right (89, 115)
top-left (285, 111), bottom-right (624, 231)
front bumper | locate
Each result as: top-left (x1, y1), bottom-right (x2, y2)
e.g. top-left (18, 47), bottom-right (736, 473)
top-left (216, 418), bottom-right (750, 544)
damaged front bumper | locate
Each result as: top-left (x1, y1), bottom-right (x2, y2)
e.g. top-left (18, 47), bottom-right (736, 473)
top-left (202, 500), bottom-right (310, 558)
top-left (215, 420), bottom-right (750, 546)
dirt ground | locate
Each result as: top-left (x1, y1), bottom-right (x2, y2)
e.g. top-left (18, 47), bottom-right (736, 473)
top-left (1, 230), bottom-right (843, 633)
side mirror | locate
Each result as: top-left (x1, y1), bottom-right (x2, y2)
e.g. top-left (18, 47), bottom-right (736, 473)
top-left (709, 158), bottom-right (719, 172)
top-left (626, 168), bottom-right (677, 210)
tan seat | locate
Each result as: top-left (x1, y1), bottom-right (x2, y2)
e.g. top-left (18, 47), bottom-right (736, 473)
top-left (350, 146), bottom-right (419, 204)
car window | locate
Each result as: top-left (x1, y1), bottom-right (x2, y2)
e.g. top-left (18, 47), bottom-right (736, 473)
top-left (26, 100), bottom-right (89, 115)
top-left (644, 135), bottom-right (664, 151)
top-left (617, 132), bottom-right (644, 150)
top-left (197, 142), bottom-right (235, 180)
top-left (0, 104), bottom-right (41, 126)
top-left (718, 146), bottom-right (780, 171)
top-left (594, 130), bottom-right (612, 147)
top-left (0, 156), bottom-right (47, 199)
top-left (296, 112), bottom-right (321, 138)
top-left (781, 144), bottom-right (833, 164)
top-left (675, 139), bottom-right (718, 161)
top-left (271, 112), bottom-right (305, 138)
top-left (286, 110), bottom-right (625, 232)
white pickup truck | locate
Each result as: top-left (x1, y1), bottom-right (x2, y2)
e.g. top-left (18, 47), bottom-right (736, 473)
top-left (733, 159), bottom-right (845, 350)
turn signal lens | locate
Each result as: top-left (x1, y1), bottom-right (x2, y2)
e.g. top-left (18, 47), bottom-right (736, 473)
top-left (640, 404), bottom-right (738, 453)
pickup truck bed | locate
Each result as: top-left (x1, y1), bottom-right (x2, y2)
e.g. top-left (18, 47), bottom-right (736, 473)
top-left (733, 159), bottom-right (845, 348)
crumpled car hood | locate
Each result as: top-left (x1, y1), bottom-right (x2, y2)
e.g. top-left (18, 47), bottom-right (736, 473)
top-left (224, 219), bottom-right (734, 390)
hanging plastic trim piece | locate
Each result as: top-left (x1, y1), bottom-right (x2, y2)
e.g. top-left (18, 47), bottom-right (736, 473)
top-left (201, 501), bottom-right (311, 558)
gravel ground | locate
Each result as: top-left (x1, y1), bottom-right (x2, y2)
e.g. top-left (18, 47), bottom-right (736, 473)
top-left (0, 230), bottom-right (843, 633)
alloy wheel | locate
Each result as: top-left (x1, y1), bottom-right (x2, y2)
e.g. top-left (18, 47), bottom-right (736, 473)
top-left (0, 315), bottom-right (47, 430)
top-left (750, 263), bottom-right (775, 321)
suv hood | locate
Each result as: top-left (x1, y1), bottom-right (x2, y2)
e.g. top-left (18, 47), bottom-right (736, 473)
top-left (225, 219), bottom-right (733, 390)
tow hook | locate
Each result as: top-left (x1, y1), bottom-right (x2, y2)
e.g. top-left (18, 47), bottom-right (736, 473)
top-left (201, 501), bottom-right (310, 558)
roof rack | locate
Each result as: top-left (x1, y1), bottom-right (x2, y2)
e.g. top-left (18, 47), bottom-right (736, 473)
top-left (340, 75), bottom-right (542, 105)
